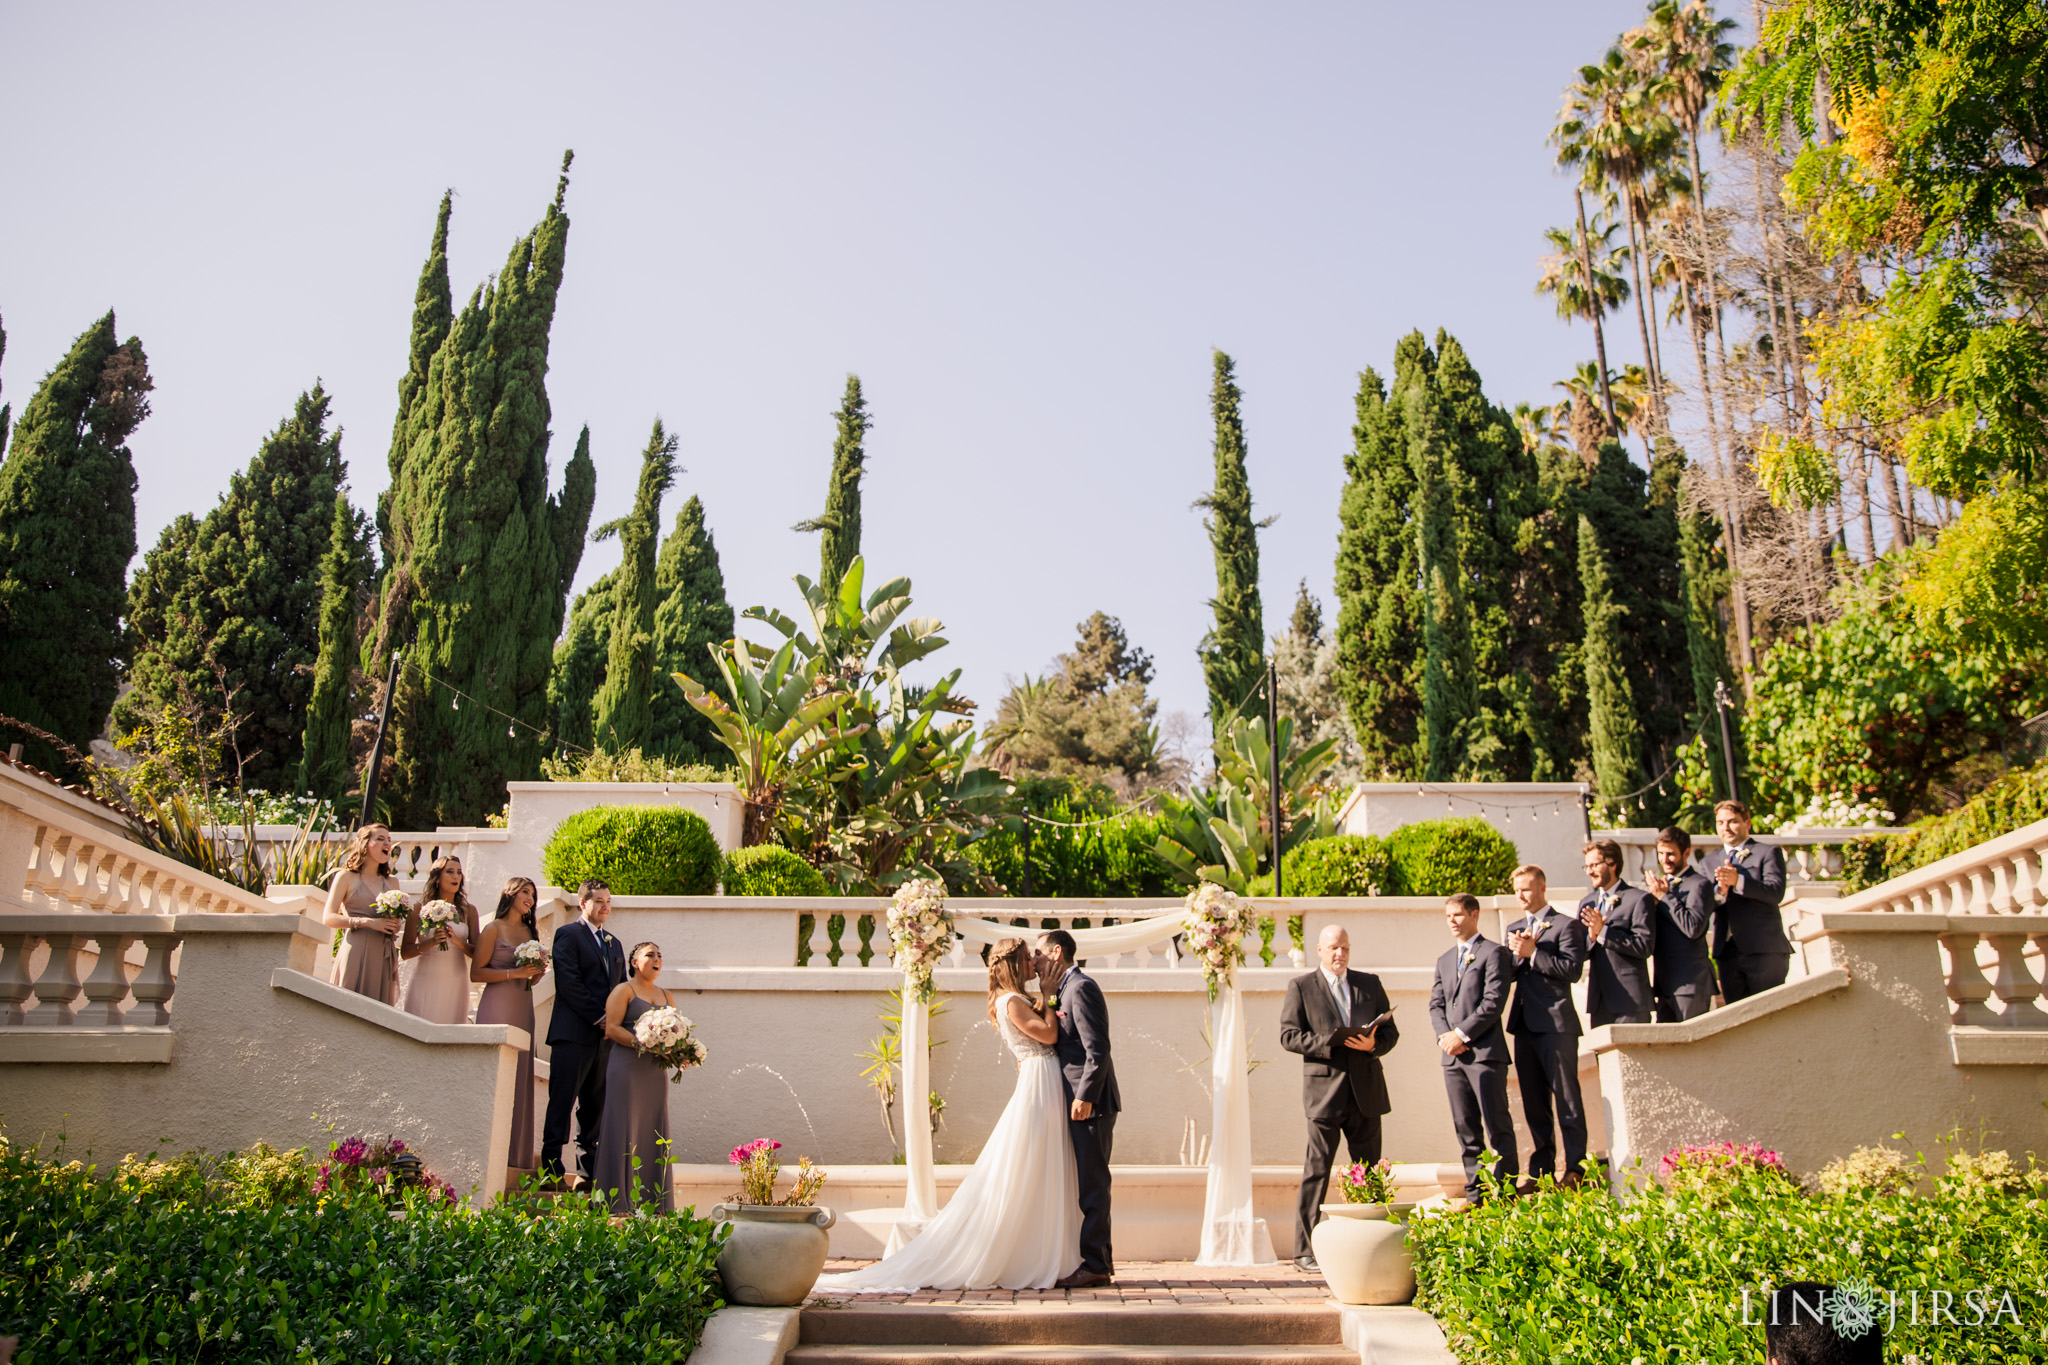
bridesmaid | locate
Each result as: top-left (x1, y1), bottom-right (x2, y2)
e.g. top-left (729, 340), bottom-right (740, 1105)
top-left (592, 941), bottom-right (677, 1215)
top-left (475, 877), bottom-right (546, 1173)
top-left (402, 855), bottom-right (480, 1024)
top-left (322, 824), bottom-right (402, 1005)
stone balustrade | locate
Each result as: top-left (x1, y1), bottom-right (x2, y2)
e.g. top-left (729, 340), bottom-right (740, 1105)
top-left (19, 813), bottom-right (274, 916)
top-left (0, 914), bottom-right (181, 1026)
top-left (1832, 815), bottom-right (2048, 917)
top-left (1594, 826), bottom-right (1892, 886)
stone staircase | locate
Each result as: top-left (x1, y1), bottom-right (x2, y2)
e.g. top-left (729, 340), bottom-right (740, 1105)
top-left (787, 1304), bottom-right (1357, 1365)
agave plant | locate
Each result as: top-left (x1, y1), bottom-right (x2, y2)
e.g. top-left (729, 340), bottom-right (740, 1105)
top-left (1154, 713), bottom-right (1339, 892)
top-left (672, 639), bottom-right (853, 847)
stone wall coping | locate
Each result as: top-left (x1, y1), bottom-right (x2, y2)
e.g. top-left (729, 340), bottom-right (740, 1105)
top-left (269, 968), bottom-right (530, 1050)
top-left (0, 911), bottom-right (309, 936)
top-left (1797, 911), bottom-right (2048, 942)
top-left (1587, 967), bottom-right (1851, 1053)
top-left (0, 1026), bottom-right (175, 1064)
top-left (669, 1161), bottom-right (1461, 1184)
top-left (660, 965), bottom-right (1437, 993)
top-left (506, 781), bottom-right (740, 794)
top-left (1834, 815), bottom-right (2048, 913)
top-left (1948, 1027), bottom-right (2048, 1065)
top-left (685, 1307), bottom-right (800, 1365)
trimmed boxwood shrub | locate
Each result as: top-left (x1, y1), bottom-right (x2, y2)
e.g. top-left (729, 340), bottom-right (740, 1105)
top-left (540, 804), bottom-right (721, 896)
top-left (1248, 834), bottom-right (1394, 897)
top-left (1383, 816), bottom-right (1518, 896)
top-left (724, 844), bottom-right (830, 897)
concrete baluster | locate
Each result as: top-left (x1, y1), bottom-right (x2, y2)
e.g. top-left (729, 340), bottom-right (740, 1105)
top-left (24, 827), bottom-right (64, 909)
top-left (1989, 859), bottom-right (2017, 914)
top-left (1982, 934), bottom-right (2046, 1027)
top-left (79, 931), bottom-right (140, 1024)
top-left (0, 931), bottom-right (43, 1024)
top-left (2012, 847), bottom-right (2043, 911)
top-left (129, 934), bottom-right (179, 1025)
top-left (31, 932), bottom-right (87, 1025)
top-left (803, 912), bottom-right (827, 968)
top-left (1938, 931), bottom-right (1998, 1027)
top-left (80, 847), bottom-right (123, 913)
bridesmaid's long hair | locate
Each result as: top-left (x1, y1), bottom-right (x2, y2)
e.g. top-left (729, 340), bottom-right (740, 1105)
top-left (494, 876), bottom-right (538, 937)
top-left (342, 823), bottom-right (392, 878)
top-left (986, 938), bottom-right (1033, 1025)
top-left (424, 856), bottom-right (474, 917)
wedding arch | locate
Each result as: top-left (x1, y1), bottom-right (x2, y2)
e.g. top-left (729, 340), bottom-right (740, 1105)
top-left (885, 898), bottom-right (1274, 1266)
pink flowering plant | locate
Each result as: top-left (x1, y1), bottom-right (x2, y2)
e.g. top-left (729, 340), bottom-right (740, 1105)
top-left (1659, 1141), bottom-right (1795, 1199)
top-left (311, 1133), bottom-right (458, 1206)
top-left (1337, 1157), bottom-right (1399, 1205)
top-left (728, 1137), bottom-right (826, 1206)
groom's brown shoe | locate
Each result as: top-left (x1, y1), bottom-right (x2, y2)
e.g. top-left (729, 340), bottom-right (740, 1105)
top-left (1054, 1270), bottom-right (1113, 1289)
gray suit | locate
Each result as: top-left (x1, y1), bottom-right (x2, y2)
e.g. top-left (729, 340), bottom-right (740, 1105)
top-left (1504, 910), bottom-right (1588, 1180)
top-left (1051, 966), bottom-right (1117, 1276)
top-left (1651, 867), bottom-right (1717, 1020)
top-left (1280, 968), bottom-right (1400, 1255)
top-left (1581, 881), bottom-right (1657, 1026)
top-left (1428, 936), bottom-right (1519, 1198)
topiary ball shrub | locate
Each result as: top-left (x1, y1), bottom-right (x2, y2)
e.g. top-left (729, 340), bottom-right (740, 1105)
top-left (1384, 816), bottom-right (1518, 897)
top-left (541, 804), bottom-right (721, 896)
top-left (723, 844), bottom-right (830, 897)
top-left (1249, 834), bottom-right (1394, 896)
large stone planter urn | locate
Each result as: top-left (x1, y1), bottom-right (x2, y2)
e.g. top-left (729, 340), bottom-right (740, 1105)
top-left (711, 1203), bottom-right (836, 1306)
top-left (1311, 1203), bottom-right (1415, 1305)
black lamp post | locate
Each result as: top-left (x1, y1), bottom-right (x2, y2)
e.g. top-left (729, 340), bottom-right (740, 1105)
top-left (359, 650), bottom-right (402, 828)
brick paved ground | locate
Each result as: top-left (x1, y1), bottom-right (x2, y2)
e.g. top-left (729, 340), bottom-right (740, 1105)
top-left (808, 1259), bottom-right (1334, 1306)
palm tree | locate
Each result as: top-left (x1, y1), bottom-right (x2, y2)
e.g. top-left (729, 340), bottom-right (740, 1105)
top-left (1554, 361), bottom-right (1647, 460)
top-left (1512, 401), bottom-right (1569, 455)
top-left (1536, 214), bottom-right (1632, 353)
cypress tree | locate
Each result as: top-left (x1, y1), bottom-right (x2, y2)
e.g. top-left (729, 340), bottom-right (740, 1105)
top-left (1409, 378), bottom-right (1477, 782)
top-left (300, 491), bottom-right (366, 800)
top-left (126, 386), bottom-right (355, 789)
top-left (1196, 349), bottom-right (1266, 733)
top-left (549, 570), bottom-right (615, 757)
top-left (376, 192), bottom-right (453, 581)
top-left (378, 157), bottom-right (598, 826)
top-left (795, 375), bottom-right (868, 588)
top-left (649, 495), bottom-right (735, 762)
top-left (592, 421), bottom-right (679, 752)
top-left (1678, 505), bottom-right (1740, 801)
top-left (1334, 357), bottom-right (1424, 777)
top-left (1579, 514), bottom-right (1643, 809)
top-left (0, 312), bottom-right (150, 773)
top-left (0, 313), bottom-right (10, 463)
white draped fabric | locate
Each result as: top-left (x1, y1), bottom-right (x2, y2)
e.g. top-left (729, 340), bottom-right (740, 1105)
top-left (890, 909), bottom-right (1275, 1267)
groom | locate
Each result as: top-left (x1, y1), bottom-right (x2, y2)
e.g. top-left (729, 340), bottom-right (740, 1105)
top-left (1036, 929), bottom-right (1119, 1288)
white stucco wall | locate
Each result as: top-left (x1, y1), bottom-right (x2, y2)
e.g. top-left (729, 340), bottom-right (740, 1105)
top-left (1339, 782), bottom-right (1591, 884)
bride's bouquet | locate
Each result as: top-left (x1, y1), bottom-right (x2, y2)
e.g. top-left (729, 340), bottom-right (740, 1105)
top-left (633, 1005), bottom-right (708, 1083)
top-left (1182, 881), bottom-right (1258, 999)
top-left (512, 939), bottom-right (549, 989)
top-left (418, 899), bottom-right (460, 950)
top-left (887, 877), bottom-right (953, 1004)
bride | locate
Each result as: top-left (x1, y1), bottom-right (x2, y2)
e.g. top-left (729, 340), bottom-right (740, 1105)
top-left (814, 938), bottom-right (1080, 1291)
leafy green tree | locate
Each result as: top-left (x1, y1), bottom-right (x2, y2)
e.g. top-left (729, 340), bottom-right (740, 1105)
top-left (649, 495), bottom-right (735, 763)
top-left (1271, 584), bottom-right (1363, 788)
top-left (1197, 350), bottom-right (1267, 735)
top-left (981, 612), bottom-right (1162, 787)
top-left (375, 158), bottom-right (598, 826)
top-left (1578, 515), bottom-right (1644, 812)
top-left (592, 421), bottom-right (679, 753)
top-left (549, 570), bottom-right (615, 757)
top-left (794, 375), bottom-right (868, 589)
top-left (299, 492), bottom-right (369, 801)
top-left (126, 386), bottom-right (359, 789)
top-left (1677, 500), bottom-right (1740, 802)
top-left (0, 312), bottom-right (150, 773)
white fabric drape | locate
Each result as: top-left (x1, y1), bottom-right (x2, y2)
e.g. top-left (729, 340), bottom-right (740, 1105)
top-left (891, 908), bottom-right (1274, 1267)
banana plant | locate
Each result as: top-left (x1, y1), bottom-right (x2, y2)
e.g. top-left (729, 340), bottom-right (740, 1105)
top-left (1154, 712), bottom-right (1339, 891)
top-left (672, 638), bottom-right (854, 847)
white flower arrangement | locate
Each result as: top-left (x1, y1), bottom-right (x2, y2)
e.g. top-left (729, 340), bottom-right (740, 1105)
top-left (887, 877), bottom-right (954, 1004)
top-left (512, 939), bottom-right (549, 990)
top-left (633, 1004), bottom-right (707, 1083)
top-left (371, 889), bottom-right (410, 917)
top-left (1182, 880), bottom-right (1258, 999)
top-left (417, 899), bottom-right (460, 950)
top-left (1775, 793), bottom-right (1895, 833)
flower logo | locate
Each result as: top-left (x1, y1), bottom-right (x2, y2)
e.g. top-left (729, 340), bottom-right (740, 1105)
top-left (1825, 1281), bottom-right (1882, 1341)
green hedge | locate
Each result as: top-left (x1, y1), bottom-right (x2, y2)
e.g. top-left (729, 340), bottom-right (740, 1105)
top-left (0, 1136), bottom-right (726, 1363)
top-left (540, 804), bottom-right (722, 896)
top-left (1248, 834), bottom-right (1393, 897)
top-left (1841, 758), bottom-right (2048, 892)
top-left (964, 802), bottom-right (1177, 898)
top-left (1383, 816), bottom-right (1518, 896)
top-left (723, 844), bottom-right (829, 897)
top-left (1411, 1144), bottom-right (2047, 1364)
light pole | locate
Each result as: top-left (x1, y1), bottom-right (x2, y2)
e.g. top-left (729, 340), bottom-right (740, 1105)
top-left (1713, 677), bottom-right (1742, 806)
top-left (358, 650), bottom-right (401, 828)
top-left (1265, 660), bottom-right (1285, 898)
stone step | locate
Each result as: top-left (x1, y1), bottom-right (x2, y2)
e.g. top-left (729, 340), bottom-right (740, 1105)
top-left (786, 1347), bottom-right (1358, 1365)
top-left (799, 1305), bottom-right (1343, 1347)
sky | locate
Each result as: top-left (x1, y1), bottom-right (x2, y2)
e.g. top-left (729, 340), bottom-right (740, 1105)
top-left (0, 0), bottom-right (1700, 741)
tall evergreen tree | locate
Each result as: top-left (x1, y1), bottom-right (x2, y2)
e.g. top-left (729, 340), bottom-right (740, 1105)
top-left (1579, 514), bottom-right (1643, 808)
top-left (1678, 503), bottom-right (1741, 801)
top-left (1288, 579), bottom-right (1323, 645)
top-left (795, 375), bottom-right (868, 588)
top-left (649, 495), bottom-right (735, 762)
top-left (1409, 380), bottom-right (1478, 782)
top-left (1196, 349), bottom-right (1266, 734)
top-left (549, 570), bottom-right (615, 757)
top-left (0, 313), bottom-right (11, 463)
top-left (376, 193), bottom-right (453, 584)
top-left (299, 491), bottom-right (368, 800)
top-left (1334, 357), bottom-right (1424, 777)
top-left (377, 157), bottom-right (598, 826)
top-left (0, 312), bottom-right (150, 773)
top-left (591, 421), bottom-right (679, 752)
top-left (126, 386), bottom-right (357, 789)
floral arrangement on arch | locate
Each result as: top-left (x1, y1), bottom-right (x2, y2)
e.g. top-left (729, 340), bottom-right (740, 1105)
top-left (887, 877), bottom-right (953, 1004)
top-left (729, 1137), bottom-right (827, 1206)
top-left (1182, 880), bottom-right (1258, 999)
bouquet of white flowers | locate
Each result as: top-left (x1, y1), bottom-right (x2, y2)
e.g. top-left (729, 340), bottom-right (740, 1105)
top-left (417, 899), bottom-right (459, 950)
top-left (1182, 881), bottom-right (1258, 999)
top-left (887, 877), bottom-right (953, 1004)
top-left (372, 889), bottom-right (410, 919)
top-left (633, 1005), bottom-right (708, 1083)
top-left (512, 939), bottom-right (549, 991)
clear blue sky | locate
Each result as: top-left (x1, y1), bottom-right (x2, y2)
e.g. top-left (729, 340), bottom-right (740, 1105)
top-left (1, 0), bottom-right (1696, 736)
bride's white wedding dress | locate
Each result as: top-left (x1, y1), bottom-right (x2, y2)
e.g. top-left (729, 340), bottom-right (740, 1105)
top-left (815, 992), bottom-right (1081, 1291)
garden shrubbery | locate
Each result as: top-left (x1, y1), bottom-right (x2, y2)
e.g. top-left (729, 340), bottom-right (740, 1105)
top-left (1383, 816), bottom-right (1518, 896)
top-left (723, 844), bottom-right (830, 897)
top-left (1248, 833), bottom-right (1393, 897)
top-left (964, 784), bottom-right (1177, 898)
top-left (1410, 1141), bottom-right (2048, 1364)
top-left (1841, 757), bottom-right (2048, 892)
top-left (541, 804), bottom-right (722, 896)
top-left (0, 1133), bottom-right (727, 1363)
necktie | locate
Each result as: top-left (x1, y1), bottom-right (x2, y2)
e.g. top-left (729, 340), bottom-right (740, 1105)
top-left (1458, 945), bottom-right (1473, 976)
top-left (1329, 974), bottom-right (1349, 1024)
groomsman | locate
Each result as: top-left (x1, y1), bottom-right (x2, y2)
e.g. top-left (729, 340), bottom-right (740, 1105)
top-left (1502, 864), bottom-right (1589, 1191)
top-left (1578, 839), bottom-right (1656, 1027)
top-left (1697, 800), bottom-right (1792, 1002)
top-left (542, 879), bottom-right (628, 1190)
top-left (1642, 826), bottom-right (1716, 1021)
top-left (1279, 924), bottom-right (1400, 1271)
top-left (1428, 893), bottom-right (1518, 1202)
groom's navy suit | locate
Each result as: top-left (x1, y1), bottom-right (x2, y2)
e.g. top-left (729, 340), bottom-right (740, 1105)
top-left (1052, 964), bottom-right (1119, 1278)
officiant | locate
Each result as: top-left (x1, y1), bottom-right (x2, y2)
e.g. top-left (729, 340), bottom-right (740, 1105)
top-left (1278, 924), bottom-right (1399, 1272)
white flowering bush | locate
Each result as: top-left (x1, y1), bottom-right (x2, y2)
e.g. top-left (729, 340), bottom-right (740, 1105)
top-left (887, 877), bottom-right (953, 1003)
top-left (1775, 794), bottom-right (1895, 832)
top-left (1182, 880), bottom-right (1258, 999)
